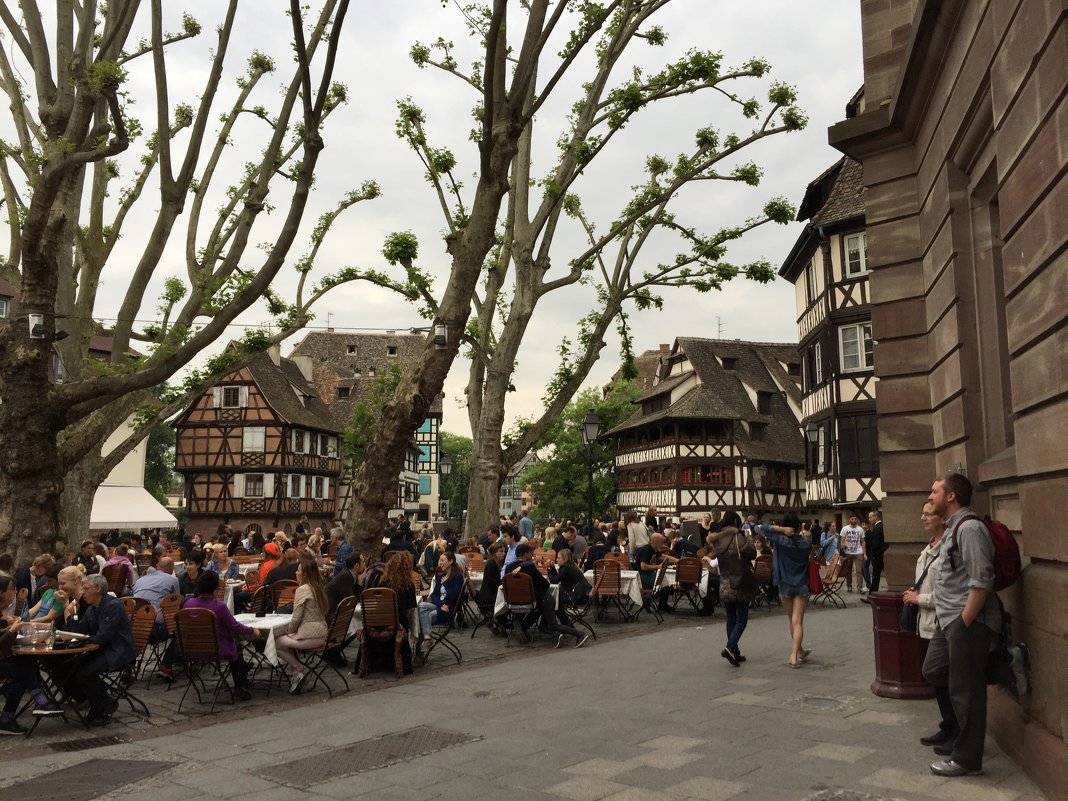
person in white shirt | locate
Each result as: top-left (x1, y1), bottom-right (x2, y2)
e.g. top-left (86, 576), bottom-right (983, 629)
top-left (839, 515), bottom-right (866, 593)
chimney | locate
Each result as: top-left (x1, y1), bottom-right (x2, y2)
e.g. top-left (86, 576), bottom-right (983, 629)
top-left (267, 343), bottom-right (281, 366)
top-left (659, 343), bottom-right (670, 353)
top-left (290, 354), bottom-right (314, 383)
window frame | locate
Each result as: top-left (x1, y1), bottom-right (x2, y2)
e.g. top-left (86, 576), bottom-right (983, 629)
top-left (844, 232), bottom-right (868, 277)
top-left (0, 297), bottom-right (9, 319)
top-left (221, 386), bottom-right (241, 408)
top-left (838, 322), bottom-right (874, 372)
top-left (244, 474), bottom-right (265, 498)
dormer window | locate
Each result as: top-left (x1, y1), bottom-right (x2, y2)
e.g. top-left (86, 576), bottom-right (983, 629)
top-left (721, 356), bottom-right (737, 370)
top-left (751, 423), bottom-right (767, 442)
top-left (368, 367), bottom-right (376, 377)
top-left (387, 346), bottom-right (398, 356)
top-left (756, 391), bottom-right (772, 415)
top-left (347, 345), bottom-right (356, 354)
top-left (337, 387), bottom-right (350, 399)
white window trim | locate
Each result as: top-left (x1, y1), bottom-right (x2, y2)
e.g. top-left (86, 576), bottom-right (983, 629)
top-left (292, 429), bottom-right (305, 454)
top-left (214, 385), bottom-right (247, 408)
top-left (262, 473), bottom-right (274, 498)
top-left (814, 342), bottom-right (823, 385)
top-left (243, 473), bottom-right (265, 498)
top-left (0, 297), bottom-right (9, 319)
top-left (839, 323), bottom-right (874, 372)
top-left (844, 232), bottom-right (868, 277)
top-left (232, 474), bottom-right (245, 498)
top-left (817, 426), bottom-right (826, 473)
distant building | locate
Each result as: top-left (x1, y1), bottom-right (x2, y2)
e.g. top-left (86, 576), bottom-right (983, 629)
top-left (779, 154), bottom-right (883, 518)
top-left (604, 345), bottom-right (669, 395)
top-left (605, 338), bottom-right (807, 520)
top-left (287, 330), bottom-right (443, 522)
top-left (499, 451), bottom-right (540, 518)
top-left (174, 346), bottom-right (342, 537)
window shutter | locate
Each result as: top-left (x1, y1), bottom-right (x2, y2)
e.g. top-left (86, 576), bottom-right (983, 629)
top-left (213, 387), bottom-right (223, 408)
top-left (239, 386), bottom-right (249, 407)
top-left (323, 477), bottom-right (330, 499)
top-left (232, 474), bottom-right (244, 498)
top-left (263, 474), bottom-right (274, 497)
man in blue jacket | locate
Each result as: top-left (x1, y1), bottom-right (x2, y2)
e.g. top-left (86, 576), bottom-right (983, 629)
top-left (60, 574), bottom-right (135, 725)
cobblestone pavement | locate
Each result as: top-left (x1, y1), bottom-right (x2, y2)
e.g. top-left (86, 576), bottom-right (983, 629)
top-left (0, 598), bottom-right (1049, 801)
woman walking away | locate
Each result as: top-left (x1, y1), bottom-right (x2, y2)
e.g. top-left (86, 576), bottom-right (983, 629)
top-left (712, 523), bottom-right (757, 666)
top-left (903, 502), bottom-right (959, 753)
top-left (275, 551), bottom-right (328, 695)
top-left (757, 514), bottom-right (812, 668)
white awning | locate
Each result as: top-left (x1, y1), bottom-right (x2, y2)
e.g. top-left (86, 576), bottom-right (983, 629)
top-left (90, 485), bottom-right (178, 529)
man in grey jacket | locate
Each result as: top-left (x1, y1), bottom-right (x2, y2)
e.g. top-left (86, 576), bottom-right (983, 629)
top-left (922, 473), bottom-right (1000, 778)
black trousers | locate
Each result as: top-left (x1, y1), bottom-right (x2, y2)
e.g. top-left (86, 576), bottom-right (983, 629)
top-left (922, 617), bottom-right (993, 769)
top-left (63, 652), bottom-right (113, 714)
top-left (869, 557), bottom-right (884, 592)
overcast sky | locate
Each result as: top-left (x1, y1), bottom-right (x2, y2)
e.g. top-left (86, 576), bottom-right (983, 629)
top-left (22, 1), bottom-right (864, 440)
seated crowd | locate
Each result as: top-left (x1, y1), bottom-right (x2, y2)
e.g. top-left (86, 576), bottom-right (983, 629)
top-left (0, 509), bottom-right (742, 733)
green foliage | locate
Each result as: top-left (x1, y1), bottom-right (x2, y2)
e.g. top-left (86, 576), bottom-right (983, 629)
top-left (342, 364), bottom-right (404, 470)
top-left (439, 431), bottom-right (473, 515)
top-left (382, 231), bottom-right (419, 265)
top-left (144, 425), bottom-right (177, 506)
top-left (520, 381), bottom-right (641, 525)
top-left (88, 61), bottom-right (127, 94)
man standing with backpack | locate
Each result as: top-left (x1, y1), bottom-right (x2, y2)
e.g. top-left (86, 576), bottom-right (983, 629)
top-left (922, 473), bottom-right (1001, 778)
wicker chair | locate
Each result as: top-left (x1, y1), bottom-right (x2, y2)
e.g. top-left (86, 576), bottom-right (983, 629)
top-left (298, 595), bottom-right (357, 696)
top-left (591, 559), bottom-right (630, 623)
top-left (174, 608), bottom-right (233, 712)
top-left (500, 572), bottom-right (538, 646)
top-left (670, 557), bottom-right (705, 614)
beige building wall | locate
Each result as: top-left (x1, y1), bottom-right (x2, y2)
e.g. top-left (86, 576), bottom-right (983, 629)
top-left (831, 1), bottom-right (1067, 797)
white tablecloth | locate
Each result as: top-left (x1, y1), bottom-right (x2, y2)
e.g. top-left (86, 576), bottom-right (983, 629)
top-left (584, 569), bottom-right (643, 607)
top-left (223, 581), bottom-right (242, 612)
top-left (493, 584), bottom-right (559, 617)
top-left (664, 566), bottom-right (714, 598)
top-left (234, 612), bottom-right (291, 665)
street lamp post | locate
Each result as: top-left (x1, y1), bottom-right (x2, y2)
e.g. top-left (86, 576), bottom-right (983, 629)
top-left (439, 454), bottom-right (453, 524)
top-left (580, 409), bottom-right (601, 537)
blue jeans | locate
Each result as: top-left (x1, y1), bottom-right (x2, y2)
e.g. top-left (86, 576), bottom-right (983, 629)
top-left (417, 602), bottom-right (438, 636)
top-left (723, 601), bottom-right (749, 656)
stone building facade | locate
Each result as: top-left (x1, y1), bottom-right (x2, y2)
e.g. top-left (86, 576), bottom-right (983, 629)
top-left (828, 1), bottom-right (1067, 794)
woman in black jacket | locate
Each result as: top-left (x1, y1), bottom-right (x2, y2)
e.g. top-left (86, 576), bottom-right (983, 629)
top-left (549, 548), bottom-right (590, 606)
top-left (712, 526), bottom-right (757, 667)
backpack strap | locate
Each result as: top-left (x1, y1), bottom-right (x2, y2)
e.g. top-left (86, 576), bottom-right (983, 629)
top-left (947, 514), bottom-right (983, 571)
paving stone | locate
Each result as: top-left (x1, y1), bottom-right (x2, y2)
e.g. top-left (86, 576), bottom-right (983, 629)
top-left (546, 776), bottom-right (630, 801)
top-left (664, 777), bottom-right (751, 801)
top-left (640, 735), bottom-right (706, 751)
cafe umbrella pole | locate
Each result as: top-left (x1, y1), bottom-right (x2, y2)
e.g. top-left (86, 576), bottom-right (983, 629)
top-left (581, 409), bottom-right (601, 538)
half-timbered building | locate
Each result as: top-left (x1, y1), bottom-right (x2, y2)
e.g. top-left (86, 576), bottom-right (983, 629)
top-left (174, 345), bottom-right (341, 537)
top-left (287, 330), bottom-right (444, 522)
top-left (779, 154), bottom-right (883, 517)
top-left (606, 338), bottom-right (808, 521)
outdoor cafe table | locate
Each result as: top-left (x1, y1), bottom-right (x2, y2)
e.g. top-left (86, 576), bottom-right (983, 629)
top-left (583, 568), bottom-right (644, 607)
top-left (223, 579), bottom-right (243, 612)
top-left (13, 641), bottom-right (100, 736)
top-left (466, 570), bottom-right (560, 615)
top-left (234, 612), bottom-right (291, 665)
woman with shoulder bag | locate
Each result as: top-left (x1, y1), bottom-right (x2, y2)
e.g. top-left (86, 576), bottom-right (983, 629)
top-left (712, 514), bottom-right (757, 667)
top-left (902, 502), bottom-right (958, 750)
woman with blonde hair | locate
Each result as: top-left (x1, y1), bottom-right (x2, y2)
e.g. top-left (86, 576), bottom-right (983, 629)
top-left (275, 551), bottom-right (329, 694)
top-left (27, 564), bottom-right (83, 623)
top-left (903, 502), bottom-right (958, 751)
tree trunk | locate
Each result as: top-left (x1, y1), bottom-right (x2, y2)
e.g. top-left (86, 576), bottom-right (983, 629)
top-left (464, 401), bottom-right (509, 538)
top-left (60, 456), bottom-right (102, 552)
top-left (0, 346), bottom-right (66, 562)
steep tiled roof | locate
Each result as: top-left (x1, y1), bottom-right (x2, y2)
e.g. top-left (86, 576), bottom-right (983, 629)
top-left (245, 350), bottom-right (340, 432)
top-left (605, 348), bottom-right (665, 395)
top-left (607, 338), bottom-right (804, 465)
top-left (811, 156), bottom-right (865, 227)
top-left (288, 331), bottom-right (443, 430)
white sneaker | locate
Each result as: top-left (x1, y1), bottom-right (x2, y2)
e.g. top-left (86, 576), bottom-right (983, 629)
top-left (289, 673), bottom-right (306, 695)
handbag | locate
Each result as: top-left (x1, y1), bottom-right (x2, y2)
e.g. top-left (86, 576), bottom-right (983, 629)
top-left (900, 554), bottom-right (935, 633)
top-left (732, 534), bottom-right (759, 596)
top-left (899, 603), bottom-right (919, 633)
